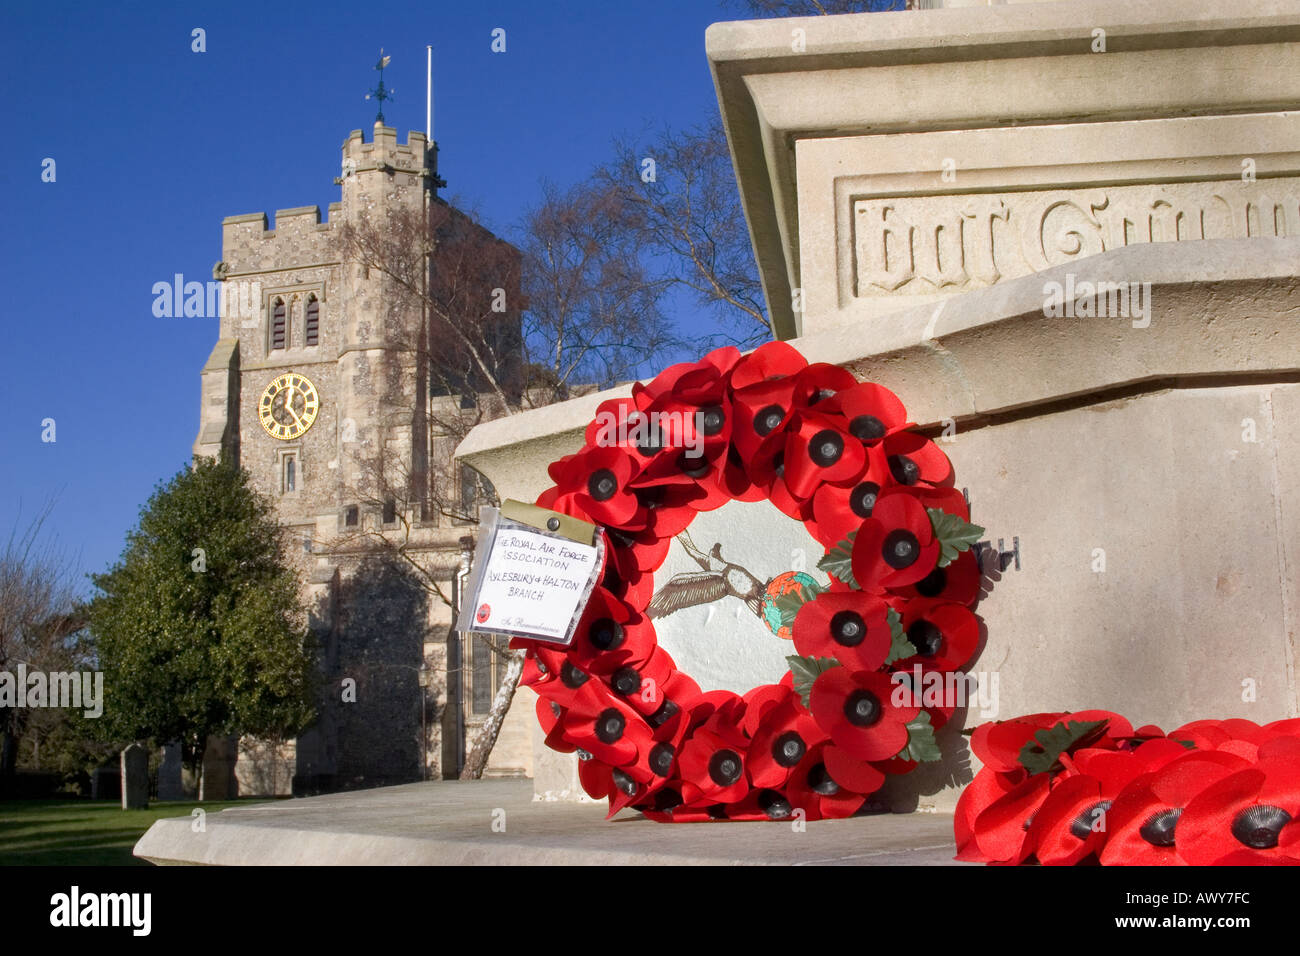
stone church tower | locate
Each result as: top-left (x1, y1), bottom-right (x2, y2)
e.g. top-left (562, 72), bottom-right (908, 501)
top-left (194, 122), bottom-right (531, 795)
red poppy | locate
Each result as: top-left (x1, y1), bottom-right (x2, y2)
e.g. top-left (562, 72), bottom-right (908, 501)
top-left (567, 587), bottom-right (654, 675)
top-left (818, 382), bottom-right (909, 444)
top-left (560, 683), bottom-right (654, 770)
top-left (583, 395), bottom-right (648, 450)
top-left (731, 376), bottom-right (799, 465)
top-left (628, 481), bottom-right (708, 540)
top-left (1100, 750), bottom-right (1251, 866)
top-left (642, 669), bottom-right (704, 738)
top-left (730, 340), bottom-right (807, 391)
top-left (604, 645), bottom-right (676, 719)
top-left (677, 722), bottom-right (752, 806)
top-left (809, 667), bottom-right (917, 761)
top-left (955, 767), bottom-right (1021, 862)
top-left (969, 712), bottom-right (1069, 774)
top-left (782, 411), bottom-right (868, 501)
top-left (878, 429), bottom-right (953, 488)
top-left (1029, 745), bottom-right (1176, 865)
top-left (743, 427), bottom-right (812, 521)
top-left (850, 489), bottom-right (941, 590)
top-left (1177, 757), bottom-right (1300, 865)
top-left (971, 771), bottom-right (1055, 865)
top-left (806, 445), bottom-right (892, 549)
top-left (895, 548), bottom-right (981, 608)
top-left (701, 344), bottom-right (743, 378)
top-left (892, 598), bottom-right (981, 672)
top-left (746, 694), bottom-right (829, 789)
top-left (547, 443), bottom-right (646, 529)
top-left (792, 591), bottom-right (892, 674)
top-left (602, 526), bottom-right (670, 579)
top-left (779, 743), bottom-right (872, 821)
top-left (791, 362), bottom-right (859, 411)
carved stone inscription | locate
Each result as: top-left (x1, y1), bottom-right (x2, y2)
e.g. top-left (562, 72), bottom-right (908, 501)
top-left (853, 181), bottom-right (1300, 296)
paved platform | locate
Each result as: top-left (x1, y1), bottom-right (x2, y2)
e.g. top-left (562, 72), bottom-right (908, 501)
top-left (133, 779), bottom-right (968, 865)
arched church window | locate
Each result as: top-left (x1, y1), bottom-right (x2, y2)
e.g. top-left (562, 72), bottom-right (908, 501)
top-left (305, 295), bottom-right (320, 346)
top-left (271, 298), bottom-right (287, 351)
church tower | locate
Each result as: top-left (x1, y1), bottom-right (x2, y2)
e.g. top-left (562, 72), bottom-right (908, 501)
top-left (194, 119), bottom-right (528, 795)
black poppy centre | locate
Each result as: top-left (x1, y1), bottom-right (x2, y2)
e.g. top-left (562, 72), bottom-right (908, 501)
top-left (809, 429), bottom-right (844, 467)
top-left (773, 731), bottom-right (806, 768)
top-left (596, 708), bottom-right (626, 744)
top-left (588, 468), bottom-right (618, 501)
top-left (844, 689), bottom-right (882, 727)
top-left (754, 404), bottom-right (785, 436)
top-left (882, 529), bottom-right (921, 569)
top-left (709, 749), bottom-right (743, 786)
top-left (830, 609), bottom-right (867, 647)
top-left (588, 618), bottom-right (624, 651)
top-left (1231, 804), bottom-right (1292, 849)
top-left (849, 415), bottom-right (885, 441)
top-left (849, 481), bottom-right (879, 518)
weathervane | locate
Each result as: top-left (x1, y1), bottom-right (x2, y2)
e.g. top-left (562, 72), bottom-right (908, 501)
top-left (364, 49), bottom-right (394, 124)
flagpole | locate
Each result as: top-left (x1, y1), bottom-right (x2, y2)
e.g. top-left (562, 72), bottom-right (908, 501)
top-left (426, 45), bottom-right (433, 141)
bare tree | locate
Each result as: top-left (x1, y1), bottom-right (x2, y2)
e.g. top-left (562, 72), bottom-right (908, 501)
top-left (0, 503), bottom-right (85, 778)
top-left (595, 118), bottom-right (772, 347)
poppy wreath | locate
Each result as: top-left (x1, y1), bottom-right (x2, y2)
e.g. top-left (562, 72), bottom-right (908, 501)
top-left (516, 341), bottom-right (985, 822)
top-left (956, 711), bottom-right (1300, 865)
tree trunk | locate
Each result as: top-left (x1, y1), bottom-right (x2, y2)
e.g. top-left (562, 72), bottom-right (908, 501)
top-left (459, 650), bottom-right (525, 779)
top-left (0, 727), bottom-right (16, 776)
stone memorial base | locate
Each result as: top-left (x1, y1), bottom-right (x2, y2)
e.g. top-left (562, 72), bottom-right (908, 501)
top-left (133, 780), bottom-right (965, 866)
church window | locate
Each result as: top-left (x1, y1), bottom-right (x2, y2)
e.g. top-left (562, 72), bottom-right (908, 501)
top-left (305, 296), bottom-right (319, 346)
top-left (382, 497), bottom-right (397, 524)
top-left (345, 505), bottom-right (359, 527)
top-left (271, 298), bottom-right (287, 350)
top-left (282, 454), bottom-right (297, 493)
top-left (470, 634), bottom-right (495, 715)
top-left (457, 464), bottom-right (495, 524)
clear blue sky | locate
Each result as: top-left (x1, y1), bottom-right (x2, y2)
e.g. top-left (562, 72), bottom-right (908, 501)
top-left (0, 0), bottom-right (748, 592)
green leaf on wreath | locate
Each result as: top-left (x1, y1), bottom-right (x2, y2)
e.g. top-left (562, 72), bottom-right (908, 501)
top-left (927, 508), bottom-right (984, 569)
top-left (817, 532), bottom-right (858, 588)
top-left (899, 710), bottom-right (943, 763)
top-left (786, 655), bottom-right (840, 709)
top-left (884, 607), bottom-right (918, 665)
top-left (772, 579), bottom-right (824, 630)
top-left (1018, 718), bottom-right (1110, 776)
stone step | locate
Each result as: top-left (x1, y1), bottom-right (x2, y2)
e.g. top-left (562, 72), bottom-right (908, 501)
top-left (134, 778), bottom-right (968, 866)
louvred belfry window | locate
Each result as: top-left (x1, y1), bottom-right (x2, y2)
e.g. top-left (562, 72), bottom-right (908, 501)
top-left (271, 299), bottom-right (286, 350)
top-left (305, 296), bottom-right (319, 346)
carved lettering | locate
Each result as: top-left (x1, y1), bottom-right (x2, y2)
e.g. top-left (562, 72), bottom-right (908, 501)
top-left (851, 180), bottom-right (1300, 297)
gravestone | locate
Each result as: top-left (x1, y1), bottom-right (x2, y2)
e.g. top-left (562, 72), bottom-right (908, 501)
top-left (121, 743), bottom-right (149, 810)
top-left (90, 766), bottom-right (120, 802)
top-left (157, 742), bottom-right (185, 801)
top-left (200, 735), bottom-right (238, 800)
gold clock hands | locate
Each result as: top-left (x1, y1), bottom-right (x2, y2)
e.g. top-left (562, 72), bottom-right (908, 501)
top-left (283, 381), bottom-right (305, 429)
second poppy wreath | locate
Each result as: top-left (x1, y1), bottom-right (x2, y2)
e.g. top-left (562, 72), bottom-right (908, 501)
top-left (519, 341), bottom-right (985, 821)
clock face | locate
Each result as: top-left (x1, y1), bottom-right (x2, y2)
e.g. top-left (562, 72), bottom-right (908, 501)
top-left (258, 372), bottom-right (320, 441)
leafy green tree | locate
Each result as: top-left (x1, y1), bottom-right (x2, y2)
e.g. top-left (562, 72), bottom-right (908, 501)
top-left (87, 457), bottom-right (316, 786)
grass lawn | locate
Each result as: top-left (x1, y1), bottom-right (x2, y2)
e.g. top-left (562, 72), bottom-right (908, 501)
top-left (0, 798), bottom-right (274, 866)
